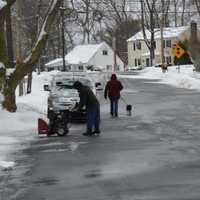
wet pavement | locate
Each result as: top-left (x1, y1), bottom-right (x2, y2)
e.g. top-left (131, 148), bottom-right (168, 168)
top-left (2, 78), bottom-right (200, 200)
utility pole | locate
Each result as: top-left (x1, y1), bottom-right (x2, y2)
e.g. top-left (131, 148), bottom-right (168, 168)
top-left (160, 0), bottom-right (165, 66)
top-left (160, 19), bottom-right (164, 65)
top-left (16, 0), bottom-right (24, 96)
top-left (37, 0), bottom-right (42, 74)
top-left (60, 6), bottom-right (66, 71)
top-left (112, 36), bottom-right (117, 72)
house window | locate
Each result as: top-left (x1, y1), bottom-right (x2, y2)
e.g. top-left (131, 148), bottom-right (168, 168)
top-left (146, 58), bottom-right (150, 67)
top-left (138, 59), bottom-right (141, 66)
top-left (166, 56), bottom-right (172, 64)
top-left (78, 65), bottom-right (84, 70)
top-left (136, 41), bottom-right (141, 50)
top-left (135, 59), bottom-right (137, 66)
top-left (163, 40), bottom-right (171, 48)
top-left (102, 50), bottom-right (108, 55)
top-left (106, 65), bottom-right (112, 71)
top-left (166, 40), bottom-right (171, 48)
top-left (67, 65), bottom-right (71, 71)
top-left (133, 42), bottom-right (136, 51)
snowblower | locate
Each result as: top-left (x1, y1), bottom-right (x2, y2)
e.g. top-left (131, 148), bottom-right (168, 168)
top-left (38, 110), bottom-right (69, 136)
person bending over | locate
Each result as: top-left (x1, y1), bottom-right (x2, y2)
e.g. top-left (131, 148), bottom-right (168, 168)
top-left (73, 81), bottom-right (100, 136)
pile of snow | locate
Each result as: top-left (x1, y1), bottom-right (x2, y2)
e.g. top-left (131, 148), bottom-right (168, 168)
top-left (0, 71), bottom-right (56, 170)
top-left (16, 71), bottom-right (54, 114)
top-left (120, 65), bottom-right (200, 90)
top-left (0, 0), bottom-right (6, 9)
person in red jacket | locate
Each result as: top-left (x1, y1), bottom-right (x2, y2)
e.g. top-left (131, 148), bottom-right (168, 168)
top-left (104, 74), bottom-right (123, 117)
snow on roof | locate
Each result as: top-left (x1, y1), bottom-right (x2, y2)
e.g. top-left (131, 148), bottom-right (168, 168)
top-left (45, 42), bottom-right (106, 67)
top-left (0, 0), bottom-right (6, 9)
top-left (45, 58), bottom-right (62, 67)
top-left (127, 26), bottom-right (189, 42)
top-left (65, 42), bottom-right (104, 64)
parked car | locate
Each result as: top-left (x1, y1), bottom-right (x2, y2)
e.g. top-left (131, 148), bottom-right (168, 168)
top-left (154, 63), bottom-right (162, 68)
top-left (127, 65), bottom-right (144, 71)
top-left (154, 63), bottom-right (172, 68)
top-left (45, 73), bottom-right (97, 123)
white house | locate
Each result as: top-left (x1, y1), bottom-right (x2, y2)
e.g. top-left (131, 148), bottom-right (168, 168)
top-left (45, 42), bottom-right (124, 72)
top-left (127, 26), bottom-right (189, 67)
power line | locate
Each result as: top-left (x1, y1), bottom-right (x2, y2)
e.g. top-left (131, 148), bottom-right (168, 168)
top-left (69, 9), bottom-right (199, 14)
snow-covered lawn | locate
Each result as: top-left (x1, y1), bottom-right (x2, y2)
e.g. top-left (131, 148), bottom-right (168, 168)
top-left (0, 65), bottom-right (200, 170)
top-left (0, 71), bottom-right (54, 170)
top-left (120, 65), bottom-right (200, 90)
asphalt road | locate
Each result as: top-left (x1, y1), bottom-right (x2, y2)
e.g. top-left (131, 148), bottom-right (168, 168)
top-left (2, 77), bottom-right (200, 200)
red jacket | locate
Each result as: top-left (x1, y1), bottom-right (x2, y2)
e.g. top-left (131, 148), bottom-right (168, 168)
top-left (104, 74), bottom-right (123, 100)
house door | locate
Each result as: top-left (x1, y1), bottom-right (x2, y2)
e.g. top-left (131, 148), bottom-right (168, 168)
top-left (146, 58), bottom-right (150, 67)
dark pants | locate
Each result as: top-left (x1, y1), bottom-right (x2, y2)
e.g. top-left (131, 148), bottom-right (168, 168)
top-left (86, 104), bottom-right (100, 132)
top-left (110, 99), bottom-right (118, 117)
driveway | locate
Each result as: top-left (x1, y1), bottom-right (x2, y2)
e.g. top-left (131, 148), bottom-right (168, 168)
top-left (2, 77), bottom-right (200, 200)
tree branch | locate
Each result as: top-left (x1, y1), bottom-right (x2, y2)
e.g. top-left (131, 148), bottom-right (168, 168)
top-left (0, 0), bottom-right (16, 15)
top-left (9, 0), bottom-right (63, 87)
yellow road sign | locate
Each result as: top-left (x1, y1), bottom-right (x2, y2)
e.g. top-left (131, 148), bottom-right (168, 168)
top-left (171, 43), bottom-right (185, 58)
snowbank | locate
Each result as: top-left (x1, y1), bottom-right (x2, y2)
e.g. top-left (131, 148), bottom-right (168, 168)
top-left (17, 72), bottom-right (53, 114)
top-left (0, 71), bottom-right (55, 170)
top-left (120, 65), bottom-right (200, 91)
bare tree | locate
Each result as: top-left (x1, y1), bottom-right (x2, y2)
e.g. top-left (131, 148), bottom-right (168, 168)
top-left (69, 0), bottom-right (96, 44)
top-left (194, 0), bottom-right (200, 15)
top-left (172, 0), bottom-right (180, 27)
top-left (181, 0), bottom-right (186, 26)
top-left (95, 0), bottom-right (139, 64)
top-left (154, 0), bottom-right (171, 64)
top-left (0, 0), bottom-right (63, 112)
top-left (140, 0), bottom-right (157, 66)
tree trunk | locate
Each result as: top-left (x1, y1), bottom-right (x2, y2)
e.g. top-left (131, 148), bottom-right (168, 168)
top-left (0, 17), bottom-right (9, 67)
top-left (2, 81), bottom-right (17, 112)
top-left (16, 0), bottom-right (24, 96)
top-left (6, 7), bottom-right (14, 68)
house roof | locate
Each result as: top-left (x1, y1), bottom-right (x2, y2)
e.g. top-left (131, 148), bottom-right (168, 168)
top-left (65, 43), bottom-right (105, 64)
top-left (45, 42), bottom-right (106, 67)
top-left (45, 58), bottom-right (63, 67)
top-left (127, 26), bottom-right (189, 42)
